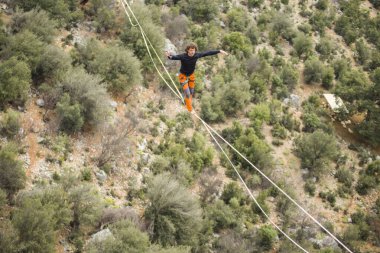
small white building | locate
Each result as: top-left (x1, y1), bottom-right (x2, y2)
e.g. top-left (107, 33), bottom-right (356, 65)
top-left (322, 94), bottom-right (348, 113)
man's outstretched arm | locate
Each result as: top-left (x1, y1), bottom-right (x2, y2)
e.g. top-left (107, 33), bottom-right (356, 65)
top-left (165, 51), bottom-right (183, 60)
top-left (198, 50), bottom-right (229, 58)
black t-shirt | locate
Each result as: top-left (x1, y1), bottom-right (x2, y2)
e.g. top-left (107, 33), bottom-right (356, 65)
top-left (168, 50), bottom-right (220, 76)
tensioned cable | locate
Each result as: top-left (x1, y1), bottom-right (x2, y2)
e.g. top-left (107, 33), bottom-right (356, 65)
top-left (118, 1), bottom-right (354, 252)
top-left (119, 0), bottom-right (184, 103)
top-left (120, 0), bottom-right (184, 103)
top-left (198, 114), bottom-right (309, 253)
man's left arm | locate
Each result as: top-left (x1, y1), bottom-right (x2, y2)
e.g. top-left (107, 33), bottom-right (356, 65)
top-left (198, 50), bottom-right (228, 58)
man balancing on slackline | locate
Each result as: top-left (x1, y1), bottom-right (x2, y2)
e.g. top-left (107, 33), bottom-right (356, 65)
top-left (166, 42), bottom-right (228, 112)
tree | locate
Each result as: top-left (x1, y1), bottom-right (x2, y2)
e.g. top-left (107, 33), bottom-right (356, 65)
top-left (0, 143), bottom-right (26, 196)
top-left (12, 198), bottom-right (56, 253)
top-left (295, 130), bottom-right (338, 177)
top-left (11, 9), bottom-right (58, 43)
top-left (145, 174), bottom-right (202, 247)
top-left (0, 57), bottom-right (31, 106)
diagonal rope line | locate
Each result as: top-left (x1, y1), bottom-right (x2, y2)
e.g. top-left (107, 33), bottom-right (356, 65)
top-left (198, 114), bottom-right (310, 253)
top-left (118, 1), bottom-right (354, 252)
top-left (121, 0), bottom-right (184, 103)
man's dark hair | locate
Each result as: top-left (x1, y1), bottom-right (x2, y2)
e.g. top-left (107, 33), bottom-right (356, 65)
top-left (185, 42), bottom-right (198, 53)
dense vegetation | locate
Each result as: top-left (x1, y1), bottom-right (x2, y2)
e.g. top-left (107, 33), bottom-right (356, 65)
top-left (0, 0), bottom-right (379, 252)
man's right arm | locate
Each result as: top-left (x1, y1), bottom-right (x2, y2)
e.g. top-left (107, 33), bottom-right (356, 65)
top-left (166, 51), bottom-right (182, 60)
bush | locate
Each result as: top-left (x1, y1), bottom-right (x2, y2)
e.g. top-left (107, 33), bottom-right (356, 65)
top-left (316, 0), bottom-right (329, 10)
top-left (280, 64), bottom-right (298, 91)
top-left (0, 143), bottom-right (25, 196)
top-left (322, 66), bottom-right (334, 89)
top-left (270, 13), bottom-right (295, 42)
top-left (248, 0), bottom-right (265, 8)
top-left (2, 30), bottom-right (45, 72)
top-left (222, 32), bottom-right (253, 57)
top-left (295, 130), bottom-right (337, 177)
top-left (179, 0), bottom-right (219, 22)
top-left (293, 33), bottom-right (313, 58)
top-left (58, 68), bottom-right (111, 127)
top-left (226, 7), bottom-right (250, 32)
top-left (87, 220), bottom-right (149, 253)
top-left (207, 200), bottom-right (237, 231)
top-left (12, 198), bottom-right (56, 253)
top-left (120, 3), bottom-right (165, 70)
top-left (0, 57), bottom-right (31, 106)
top-left (355, 39), bottom-right (372, 67)
top-left (356, 160), bottom-right (380, 195)
top-left (0, 109), bottom-right (21, 139)
top-left (13, 0), bottom-right (72, 24)
top-left (257, 225), bottom-right (278, 250)
top-left (304, 179), bottom-right (316, 196)
top-left (145, 174), bottom-right (202, 247)
top-left (36, 45), bottom-right (71, 83)
top-left (69, 184), bottom-right (103, 233)
top-left (316, 37), bottom-right (336, 60)
top-left (76, 39), bottom-right (142, 94)
top-left (304, 57), bottom-right (324, 84)
top-left (335, 169), bottom-right (353, 188)
top-left (221, 182), bottom-right (244, 205)
top-left (0, 220), bottom-right (19, 253)
top-left (11, 9), bottom-right (58, 43)
top-left (56, 93), bottom-right (84, 133)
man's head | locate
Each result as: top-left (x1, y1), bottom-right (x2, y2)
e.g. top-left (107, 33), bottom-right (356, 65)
top-left (185, 42), bottom-right (198, 57)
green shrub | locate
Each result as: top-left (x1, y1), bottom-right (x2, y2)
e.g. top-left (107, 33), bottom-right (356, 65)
top-left (58, 68), bottom-right (111, 127)
top-left (0, 219), bottom-right (19, 253)
top-left (295, 130), bottom-right (337, 177)
top-left (76, 39), bottom-right (142, 94)
top-left (315, 0), bottom-right (329, 10)
top-left (0, 57), bottom-right (31, 106)
top-left (222, 32), bottom-right (253, 57)
top-left (335, 169), bottom-right (353, 188)
top-left (0, 143), bottom-right (25, 196)
top-left (179, 0), bottom-right (219, 22)
top-left (293, 33), bottom-right (313, 58)
top-left (13, 0), bottom-right (72, 24)
top-left (207, 200), bottom-right (237, 231)
top-left (322, 66), bottom-right (334, 89)
top-left (226, 7), bottom-right (250, 32)
top-left (280, 64), bottom-right (298, 91)
top-left (304, 179), bottom-right (316, 196)
top-left (257, 225), bottom-right (278, 250)
top-left (87, 220), bottom-right (149, 253)
top-left (11, 9), bottom-right (58, 43)
top-left (304, 57), bottom-right (324, 84)
top-left (248, 0), bottom-right (265, 8)
top-left (2, 30), bottom-right (45, 72)
top-left (271, 123), bottom-right (287, 139)
top-left (56, 93), bottom-right (84, 133)
top-left (1, 109), bottom-right (21, 139)
top-left (221, 182), bottom-right (244, 205)
top-left (319, 191), bottom-right (336, 206)
top-left (271, 13), bottom-right (295, 42)
top-left (37, 45), bottom-right (71, 83)
top-left (145, 174), bottom-right (202, 247)
top-left (316, 37), bottom-right (336, 60)
top-left (356, 160), bottom-right (380, 195)
top-left (12, 198), bottom-right (56, 253)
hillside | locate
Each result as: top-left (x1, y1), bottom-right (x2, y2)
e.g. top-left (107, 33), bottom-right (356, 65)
top-left (0, 0), bottom-right (379, 253)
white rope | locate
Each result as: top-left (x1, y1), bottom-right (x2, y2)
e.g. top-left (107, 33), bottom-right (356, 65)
top-left (117, 1), bottom-right (354, 252)
top-left (120, 0), bottom-right (184, 103)
top-left (198, 113), bottom-right (310, 253)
